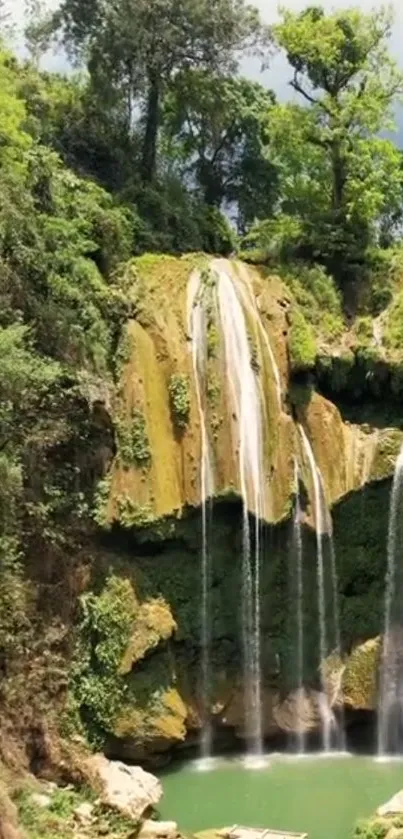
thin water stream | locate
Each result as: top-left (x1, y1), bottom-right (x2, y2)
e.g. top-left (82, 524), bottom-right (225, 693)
top-left (378, 443), bottom-right (403, 756)
top-left (299, 426), bottom-right (344, 751)
top-left (187, 271), bottom-right (215, 758)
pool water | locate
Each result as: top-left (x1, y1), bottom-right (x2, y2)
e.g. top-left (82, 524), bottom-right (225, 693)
top-left (159, 754), bottom-right (403, 839)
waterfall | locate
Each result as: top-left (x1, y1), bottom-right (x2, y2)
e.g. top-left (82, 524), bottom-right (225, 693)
top-left (378, 443), bottom-right (403, 756)
top-left (299, 426), bottom-right (344, 752)
top-left (187, 270), bottom-right (215, 759)
top-left (293, 459), bottom-right (306, 754)
top-left (215, 261), bottom-right (265, 757)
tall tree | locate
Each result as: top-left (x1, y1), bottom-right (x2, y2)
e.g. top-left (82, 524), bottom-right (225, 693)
top-left (269, 4), bottom-right (403, 282)
top-left (52, 0), bottom-right (268, 183)
top-left (163, 70), bottom-right (278, 230)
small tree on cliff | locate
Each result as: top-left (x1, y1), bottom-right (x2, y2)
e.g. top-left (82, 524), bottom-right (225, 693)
top-left (269, 4), bottom-right (403, 286)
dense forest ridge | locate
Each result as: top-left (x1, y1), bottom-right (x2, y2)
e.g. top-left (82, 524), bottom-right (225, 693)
top-left (2, 0), bottom-right (403, 836)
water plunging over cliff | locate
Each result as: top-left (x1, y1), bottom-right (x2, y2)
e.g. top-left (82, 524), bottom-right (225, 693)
top-left (378, 444), bottom-right (403, 756)
top-left (299, 426), bottom-right (344, 751)
top-left (215, 261), bottom-right (265, 757)
top-left (187, 270), bottom-right (215, 758)
top-left (293, 459), bottom-right (306, 753)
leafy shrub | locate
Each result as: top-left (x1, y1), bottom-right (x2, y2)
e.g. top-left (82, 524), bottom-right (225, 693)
top-left (384, 288), bottom-right (403, 350)
top-left (282, 262), bottom-right (344, 343)
top-left (288, 307), bottom-right (317, 371)
top-left (116, 410), bottom-right (151, 468)
top-left (168, 374), bottom-right (190, 429)
top-left (69, 575), bottom-right (138, 743)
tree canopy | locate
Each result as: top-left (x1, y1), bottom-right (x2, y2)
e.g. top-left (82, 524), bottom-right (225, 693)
top-left (261, 5), bottom-right (403, 284)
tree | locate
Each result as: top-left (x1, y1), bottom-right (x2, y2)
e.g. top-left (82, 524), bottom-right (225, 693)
top-left (163, 70), bottom-right (278, 230)
top-left (52, 0), bottom-right (269, 182)
top-left (269, 5), bottom-right (403, 283)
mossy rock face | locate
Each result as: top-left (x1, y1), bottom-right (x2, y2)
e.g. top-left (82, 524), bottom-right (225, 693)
top-left (119, 598), bottom-right (177, 673)
top-left (342, 638), bottom-right (381, 710)
top-left (111, 686), bottom-right (187, 759)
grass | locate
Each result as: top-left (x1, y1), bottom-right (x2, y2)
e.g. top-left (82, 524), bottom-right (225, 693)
top-left (15, 783), bottom-right (137, 839)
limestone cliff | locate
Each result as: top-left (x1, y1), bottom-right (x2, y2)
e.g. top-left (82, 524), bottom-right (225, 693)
top-left (3, 253), bottom-right (403, 772)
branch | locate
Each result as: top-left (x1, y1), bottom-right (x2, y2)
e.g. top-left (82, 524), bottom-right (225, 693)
top-left (290, 72), bottom-right (333, 117)
top-left (289, 74), bottom-right (319, 106)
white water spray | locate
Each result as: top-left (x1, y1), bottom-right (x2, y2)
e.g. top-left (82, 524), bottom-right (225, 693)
top-left (215, 262), bottom-right (265, 756)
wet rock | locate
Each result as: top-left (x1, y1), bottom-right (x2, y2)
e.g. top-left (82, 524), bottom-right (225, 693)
top-left (139, 819), bottom-right (178, 839)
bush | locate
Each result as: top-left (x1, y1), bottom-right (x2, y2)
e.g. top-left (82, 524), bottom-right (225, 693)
top-left (282, 262), bottom-right (344, 343)
top-left (384, 288), bottom-right (403, 350)
top-left (168, 374), bottom-right (190, 430)
top-left (288, 306), bottom-right (317, 371)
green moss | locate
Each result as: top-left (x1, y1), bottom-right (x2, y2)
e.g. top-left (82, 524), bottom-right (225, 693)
top-left (115, 495), bottom-right (176, 540)
top-left (288, 306), bottom-right (317, 372)
top-left (168, 374), bottom-right (190, 430)
top-left (92, 472), bottom-right (112, 529)
top-left (353, 818), bottom-right (390, 839)
top-left (207, 322), bottom-right (220, 359)
top-left (206, 372), bottom-right (221, 406)
top-left (247, 328), bottom-right (260, 374)
top-left (114, 324), bottom-right (134, 376)
top-left (316, 351), bottom-right (355, 393)
top-left (288, 379), bottom-right (313, 409)
top-left (384, 288), bottom-right (403, 350)
top-left (354, 316), bottom-right (374, 345)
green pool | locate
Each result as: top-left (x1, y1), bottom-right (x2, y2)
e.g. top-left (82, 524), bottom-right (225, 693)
top-left (159, 754), bottom-right (403, 839)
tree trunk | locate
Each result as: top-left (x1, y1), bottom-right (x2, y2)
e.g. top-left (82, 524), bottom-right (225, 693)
top-left (331, 140), bottom-right (345, 213)
top-left (141, 72), bottom-right (161, 183)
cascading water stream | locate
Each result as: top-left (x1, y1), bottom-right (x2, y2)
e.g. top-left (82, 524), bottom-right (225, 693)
top-left (214, 262), bottom-right (265, 757)
top-left (187, 271), bottom-right (215, 759)
top-left (378, 443), bottom-right (403, 757)
top-left (293, 459), bottom-right (306, 754)
top-left (299, 426), bottom-right (344, 752)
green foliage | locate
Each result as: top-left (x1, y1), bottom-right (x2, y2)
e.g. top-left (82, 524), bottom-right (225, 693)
top-left (114, 497), bottom-right (176, 541)
top-left (268, 5), bottom-right (403, 285)
top-left (280, 263), bottom-right (344, 344)
top-left (69, 575), bottom-right (137, 742)
top-left (384, 289), bottom-right (403, 351)
top-left (16, 783), bottom-right (135, 839)
top-left (353, 819), bottom-right (389, 839)
top-left (164, 71), bottom-right (277, 229)
top-left (116, 410), bottom-right (151, 468)
top-left (354, 316), bottom-right (374, 345)
top-left (288, 306), bottom-right (317, 372)
top-left (54, 0), bottom-right (268, 183)
top-left (168, 374), bottom-right (190, 430)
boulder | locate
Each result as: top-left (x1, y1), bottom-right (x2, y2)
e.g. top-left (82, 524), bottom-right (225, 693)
top-left (378, 791), bottom-right (403, 816)
top-left (85, 755), bottom-right (162, 821)
top-left (139, 820), bottom-right (178, 839)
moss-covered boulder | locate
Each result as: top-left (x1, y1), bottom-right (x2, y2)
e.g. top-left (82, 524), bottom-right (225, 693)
top-left (342, 638), bottom-right (381, 711)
